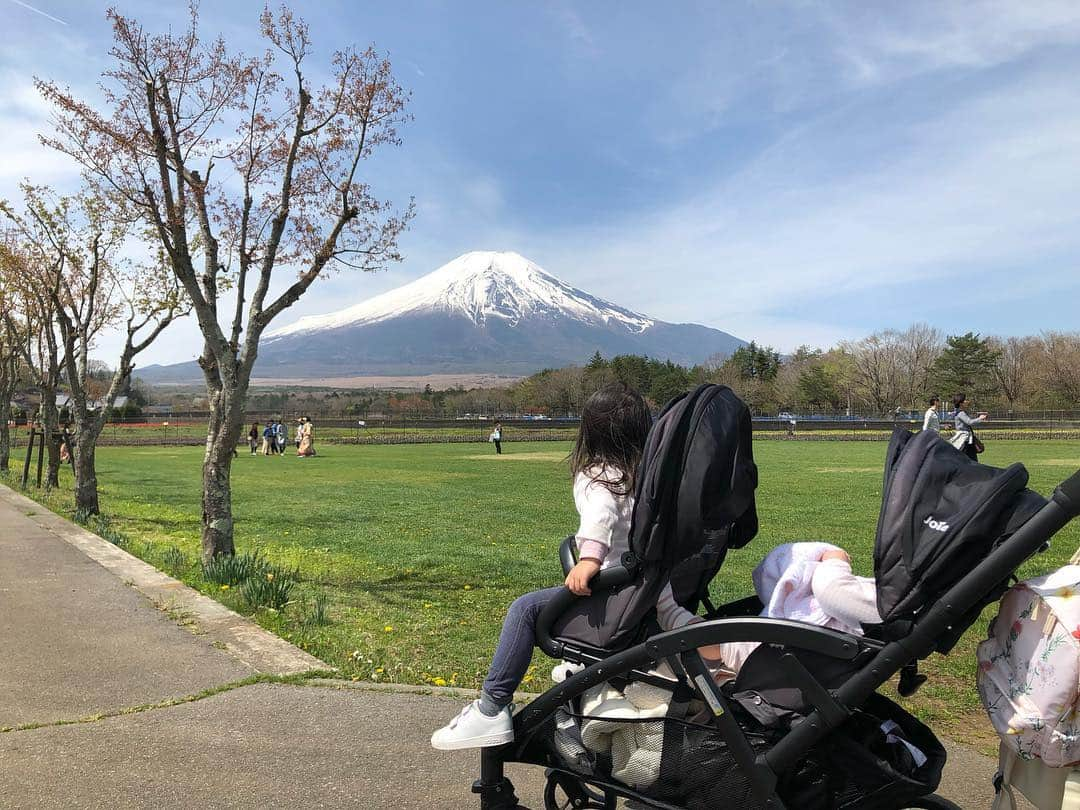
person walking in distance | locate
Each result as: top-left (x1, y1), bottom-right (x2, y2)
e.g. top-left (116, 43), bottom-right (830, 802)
top-left (297, 416), bottom-right (316, 457)
top-left (951, 393), bottom-right (988, 460)
top-left (275, 419), bottom-right (287, 456)
top-left (490, 422), bottom-right (502, 455)
top-left (922, 397), bottom-right (941, 433)
top-left (248, 422), bottom-right (260, 455)
top-left (59, 422), bottom-right (74, 466)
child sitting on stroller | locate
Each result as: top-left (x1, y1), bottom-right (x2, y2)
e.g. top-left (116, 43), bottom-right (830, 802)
top-left (432, 382), bottom-right (690, 751)
top-left (431, 377), bottom-right (881, 750)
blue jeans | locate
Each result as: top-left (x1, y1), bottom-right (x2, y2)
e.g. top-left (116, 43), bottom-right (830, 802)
top-left (482, 586), bottom-right (563, 707)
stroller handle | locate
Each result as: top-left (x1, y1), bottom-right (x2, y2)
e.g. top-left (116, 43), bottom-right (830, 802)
top-left (559, 535), bottom-right (578, 576)
top-left (1056, 467), bottom-right (1080, 518)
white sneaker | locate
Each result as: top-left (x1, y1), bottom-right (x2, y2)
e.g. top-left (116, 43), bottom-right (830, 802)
top-left (430, 700), bottom-right (514, 750)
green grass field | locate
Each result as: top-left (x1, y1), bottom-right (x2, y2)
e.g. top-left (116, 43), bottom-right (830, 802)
top-left (20, 438), bottom-right (1080, 750)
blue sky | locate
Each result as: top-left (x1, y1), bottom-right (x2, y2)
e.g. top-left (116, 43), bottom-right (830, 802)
top-left (2, 0), bottom-right (1079, 366)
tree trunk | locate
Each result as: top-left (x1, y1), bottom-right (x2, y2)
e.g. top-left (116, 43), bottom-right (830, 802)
top-left (73, 433), bottom-right (99, 515)
top-left (40, 390), bottom-right (61, 489)
top-left (0, 393), bottom-right (10, 474)
top-left (201, 389), bottom-right (244, 560)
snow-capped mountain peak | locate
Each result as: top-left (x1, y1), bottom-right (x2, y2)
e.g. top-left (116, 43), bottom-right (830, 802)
top-left (266, 251), bottom-right (654, 339)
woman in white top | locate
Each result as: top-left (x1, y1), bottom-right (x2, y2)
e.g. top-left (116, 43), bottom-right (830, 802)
top-left (922, 396), bottom-right (941, 433)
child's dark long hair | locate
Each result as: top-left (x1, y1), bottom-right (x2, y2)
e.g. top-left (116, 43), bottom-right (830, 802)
top-left (569, 382), bottom-right (652, 495)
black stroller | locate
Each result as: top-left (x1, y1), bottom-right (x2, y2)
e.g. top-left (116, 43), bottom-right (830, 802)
top-left (471, 384), bottom-right (1080, 810)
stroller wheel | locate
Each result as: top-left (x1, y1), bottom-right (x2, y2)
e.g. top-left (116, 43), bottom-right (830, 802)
top-left (898, 796), bottom-right (962, 810)
top-left (543, 770), bottom-right (613, 809)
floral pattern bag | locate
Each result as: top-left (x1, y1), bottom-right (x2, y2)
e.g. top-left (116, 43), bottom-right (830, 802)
top-left (977, 565), bottom-right (1080, 768)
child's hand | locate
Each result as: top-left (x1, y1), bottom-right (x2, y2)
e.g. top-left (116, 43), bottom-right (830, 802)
top-left (565, 559), bottom-right (602, 596)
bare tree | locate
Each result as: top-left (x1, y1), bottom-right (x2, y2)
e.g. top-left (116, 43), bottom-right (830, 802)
top-left (7, 185), bottom-right (185, 514)
top-left (1037, 332), bottom-right (1080, 407)
top-left (38, 6), bottom-right (412, 557)
top-left (896, 323), bottom-right (943, 407)
top-left (0, 236), bottom-right (31, 474)
top-left (0, 232), bottom-right (67, 487)
top-left (0, 320), bottom-right (20, 474)
top-left (988, 335), bottom-right (1038, 410)
top-left (842, 331), bottom-right (903, 416)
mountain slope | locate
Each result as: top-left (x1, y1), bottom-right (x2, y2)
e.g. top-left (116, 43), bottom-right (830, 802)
top-left (265, 251), bottom-right (654, 337)
top-left (141, 251), bottom-right (745, 381)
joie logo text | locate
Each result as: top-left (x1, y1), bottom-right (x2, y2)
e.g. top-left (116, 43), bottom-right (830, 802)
top-left (923, 515), bottom-right (950, 532)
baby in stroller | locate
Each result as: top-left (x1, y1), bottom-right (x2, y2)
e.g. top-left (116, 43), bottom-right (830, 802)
top-left (688, 541), bottom-right (881, 681)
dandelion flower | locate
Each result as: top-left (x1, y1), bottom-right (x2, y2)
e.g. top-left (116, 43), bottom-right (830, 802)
top-left (384, 625), bottom-right (394, 633)
top-left (220, 584), bottom-right (230, 591)
top-left (463, 585), bottom-right (472, 591)
top-left (433, 677), bottom-right (447, 687)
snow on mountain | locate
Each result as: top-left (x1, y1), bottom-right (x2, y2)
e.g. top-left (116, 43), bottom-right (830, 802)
top-left (265, 251), bottom-right (654, 339)
top-left (140, 250), bottom-right (746, 381)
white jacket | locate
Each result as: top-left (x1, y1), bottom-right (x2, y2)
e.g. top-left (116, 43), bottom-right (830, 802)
top-left (923, 407), bottom-right (940, 432)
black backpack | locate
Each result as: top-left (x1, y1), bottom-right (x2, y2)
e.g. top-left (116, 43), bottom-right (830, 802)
top-left (553, 384), bottom-right (759, 651)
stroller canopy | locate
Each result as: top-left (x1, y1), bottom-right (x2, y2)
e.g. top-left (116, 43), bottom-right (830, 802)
top-left (873, 429), bottom-right (1046, 624)
top-left (629, 383), bottom-right (759, 608)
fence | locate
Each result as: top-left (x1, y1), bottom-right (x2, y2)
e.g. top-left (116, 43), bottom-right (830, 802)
top-left (753, 414), bottom-right (1080, 438)
top-left (5, 417), bottom-right (580, 448)
top-left (8, 411), bottom-right (1079, 447)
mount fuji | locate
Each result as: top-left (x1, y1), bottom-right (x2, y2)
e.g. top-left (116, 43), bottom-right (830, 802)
top-left (141, 251), bottom-right (745, 381)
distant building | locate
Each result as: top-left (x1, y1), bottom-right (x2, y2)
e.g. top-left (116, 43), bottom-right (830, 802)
top-left (55, 395), bottom-right (129, 411)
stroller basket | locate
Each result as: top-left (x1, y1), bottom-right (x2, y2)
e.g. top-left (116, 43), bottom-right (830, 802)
top-left (523, 702), bottom-right (770, 809)
top-left (525, 688), bottom-right (944, 810)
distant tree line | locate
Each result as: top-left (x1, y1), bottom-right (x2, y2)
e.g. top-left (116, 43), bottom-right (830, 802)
top-left (137, 326), bottom-right (1080, 421)
top-left (324, 327), bottom-right (1080, 418)
top-left (718, 328), bottom-right (1080, 415)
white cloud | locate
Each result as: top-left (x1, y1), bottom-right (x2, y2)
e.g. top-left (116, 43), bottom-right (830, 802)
top-left (7, 0), bottom-right (67, 26)
top-left (825, 0), bottom-right (1080, 85)
top-left (541, 64), bottom-right (1080, 346)
top-left (0, 71), bottom-right (85, 195)
top-left (14, 2), bottom-right (1080, 367)
top-left (546, 2), bottom-right (599, 58)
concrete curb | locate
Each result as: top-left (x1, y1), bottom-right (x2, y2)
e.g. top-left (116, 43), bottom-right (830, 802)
top-left (0, 483), bottom-right (330, 677)
top-left (307, 677), bottom-right (540, 705)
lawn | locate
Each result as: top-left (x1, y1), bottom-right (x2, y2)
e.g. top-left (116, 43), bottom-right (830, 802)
top-left (20, 438), bottom-right (1080, 750)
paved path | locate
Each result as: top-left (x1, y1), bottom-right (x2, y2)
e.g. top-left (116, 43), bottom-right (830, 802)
top-left (0, 483), bottom-right (1022, 809)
